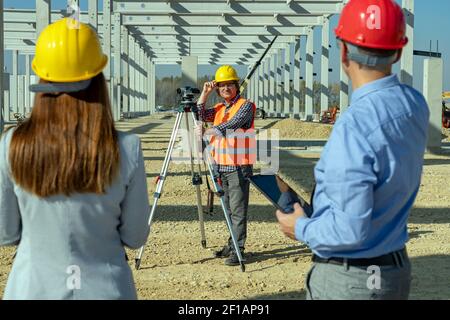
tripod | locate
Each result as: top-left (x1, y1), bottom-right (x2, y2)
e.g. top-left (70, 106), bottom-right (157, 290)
top-left (134, 103), bottom-right (246, 272)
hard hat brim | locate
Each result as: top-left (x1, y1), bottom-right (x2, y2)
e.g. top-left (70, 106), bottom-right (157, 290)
top-left (29, 79), bottom-right (92, 93)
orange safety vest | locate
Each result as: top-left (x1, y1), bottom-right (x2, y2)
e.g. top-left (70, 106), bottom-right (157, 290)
top-left (210, 97), bottom-right (257, 166)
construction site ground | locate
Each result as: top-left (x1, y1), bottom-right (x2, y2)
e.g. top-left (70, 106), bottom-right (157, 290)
top-left (1, 115), bottom-right (450, 299)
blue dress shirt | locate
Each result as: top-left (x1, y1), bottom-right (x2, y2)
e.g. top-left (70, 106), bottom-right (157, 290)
top-left (295, 74), bottom-right (430, 259)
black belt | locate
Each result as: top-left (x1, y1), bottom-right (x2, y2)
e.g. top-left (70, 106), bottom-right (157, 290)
top-left (312, 248), bottom-right (407, 267)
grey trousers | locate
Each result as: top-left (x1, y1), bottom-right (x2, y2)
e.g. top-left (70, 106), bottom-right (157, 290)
top-left (220, 165), bottom-right (252, 251)
top-left (306, 251), bottom-right (412, 300)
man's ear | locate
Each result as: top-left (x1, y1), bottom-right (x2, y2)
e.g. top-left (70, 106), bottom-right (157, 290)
top-left (340, 41), bottom-right (349, 66)
top-left (393, 49), bottom-right (403, 64)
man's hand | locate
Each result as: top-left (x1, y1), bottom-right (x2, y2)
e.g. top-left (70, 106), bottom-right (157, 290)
top-left (202, 81), bottom-right (217, 96)
top-left (275, 203), bottom-right (307, 240)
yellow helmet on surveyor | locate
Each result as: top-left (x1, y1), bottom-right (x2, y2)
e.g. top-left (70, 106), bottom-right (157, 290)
top-left (215, 65), bottom-right (239, 83)
top-left (30, 18), bottom-right (108, 93)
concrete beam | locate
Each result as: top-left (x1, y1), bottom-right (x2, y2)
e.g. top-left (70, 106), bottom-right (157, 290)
top-left (116, 1), bottom-right (344, 15)
top-left (131, 26), bottom-right (309, 36)
top-left (121, 14), bottom-right (322, 27)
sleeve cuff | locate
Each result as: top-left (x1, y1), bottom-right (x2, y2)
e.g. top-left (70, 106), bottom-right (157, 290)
top-left (294, 215), bottom-right (310, 243)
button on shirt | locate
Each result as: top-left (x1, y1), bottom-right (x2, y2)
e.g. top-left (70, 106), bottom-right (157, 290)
top-left (295, 74), bottom-right (430, 259)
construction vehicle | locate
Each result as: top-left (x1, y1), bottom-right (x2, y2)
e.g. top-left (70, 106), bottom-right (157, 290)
top-left (320, 106), bottom-right (339, 124)
top-left (443, 92), bottom-right (450, 129)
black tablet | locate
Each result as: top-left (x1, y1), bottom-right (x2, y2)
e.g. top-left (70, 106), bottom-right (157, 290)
top-left (248, 174), bottom-right (313, 216)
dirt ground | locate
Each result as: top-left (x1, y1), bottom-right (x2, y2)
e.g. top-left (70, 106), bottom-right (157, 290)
top-left (1, 115), bottom-right (449, 300)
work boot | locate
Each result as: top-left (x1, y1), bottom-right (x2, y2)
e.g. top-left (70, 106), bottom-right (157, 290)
top-left (214, 246), bottom-right (231, 258)
top-left (224, 250), bottom-right (245, 266)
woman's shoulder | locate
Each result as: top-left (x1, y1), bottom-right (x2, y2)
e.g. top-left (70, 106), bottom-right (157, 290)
top-left (116, 130), bottom-right (142, 156)
top-left (0, 127), bottom-right (15, 154)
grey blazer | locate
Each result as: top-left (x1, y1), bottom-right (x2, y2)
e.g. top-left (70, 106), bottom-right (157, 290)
top-left (0, 129), bottom-right (151, 300)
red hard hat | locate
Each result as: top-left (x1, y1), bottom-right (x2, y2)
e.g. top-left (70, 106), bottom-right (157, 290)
top-left (334, 0), bottom-right (408, 50)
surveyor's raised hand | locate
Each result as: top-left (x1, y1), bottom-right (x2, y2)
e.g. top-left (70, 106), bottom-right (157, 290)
top-left (202, 81), bottom-right (216, 95)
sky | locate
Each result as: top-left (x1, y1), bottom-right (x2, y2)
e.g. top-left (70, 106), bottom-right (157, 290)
top-left (3, 0), bottom-right (450, 91)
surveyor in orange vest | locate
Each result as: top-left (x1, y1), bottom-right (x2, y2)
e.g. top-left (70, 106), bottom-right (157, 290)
top-left (196, 65), bottom-right (256, 266)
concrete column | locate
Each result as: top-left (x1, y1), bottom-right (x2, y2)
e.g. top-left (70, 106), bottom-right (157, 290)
top-left (305, 28), bottom-right (314, 121)
top-left (25, 55), bottom-right (31, 114)
top-left (36, 0), bottom-right (51, 36)
top-left (340, 63), bottom-right (349, 113)
top-left (146, 54), bottom-right (151, 114)
top-left (293, 36), bottom-right (301, 119)
top-left (258, 62), bottom-right (264, 110)
top-left (284, 42), bottom-right (292, 117)
top-left (88, 0), bottom-right (98, 31)
top-left (248, 66), bottom-right (256, 102)
top-left (12, 50), bottom-right (18, 117)
top-left (276, 48), bottom-right (284, 117)
top-left (121, 25), bottom-right (129, 118)
top-left (129, 35), bottom-right (136, 115)
top-left (140, 48), bottom-right (147, 112)
top-left (401, 0), bottom-right (414, 86)
top-left (321, 17), bottom-right (330, 112)
top-left (245, 66), bottom-right (251, 100)
top-left (136, 44), bottom-right (143, 114)
top-left (181, 56), bottom-right (198, 88)
top-left (113, 12), bottom-right (121, 121)
top-left (263, 59), bottom-right (270, 113)
top-left (252, 66), bottom-right (257, 103)
top-left (424, 58), bottom-right (443, 151)
top-left (134, 41), bottom-right (140, 113)
top-left (269, 54), bottom-right (276, 117)
top-left (151, 61), bottom-right (156, 113)
top-left (18, 76), bottom-right (24, 115)
top-left (103, 0), bottom-right (112, 99)
top-left (4, 74), bottom-right (10, 126)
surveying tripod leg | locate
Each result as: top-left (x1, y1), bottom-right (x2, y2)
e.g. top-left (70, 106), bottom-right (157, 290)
top-left (135, 112), bottom-right (184, 270)
top-left (184, 114), bottom-right (207, 248)
top-left (190, 113), bottom-right (246, 272)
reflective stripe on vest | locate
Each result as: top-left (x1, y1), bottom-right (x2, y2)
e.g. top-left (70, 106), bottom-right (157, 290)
top-left (211, 98), bottom-right (256, 166)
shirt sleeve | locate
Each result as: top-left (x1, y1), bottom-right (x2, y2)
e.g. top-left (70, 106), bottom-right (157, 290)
top-left (0, 130), bottom-right (22, 246)
top-left (295, 121), bottom-right (378, 253)
top-left (197, 102), bottom-right (216, 123)
top-left (213, 102), bottom-right (254, 136)
top-left (118, 138), bottom-right (151, 249)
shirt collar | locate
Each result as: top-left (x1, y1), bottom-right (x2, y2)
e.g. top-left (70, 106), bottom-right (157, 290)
top-left (224, 94), bottom-right (241, 108)
top-left (351, 74), bottom-right (400, 104)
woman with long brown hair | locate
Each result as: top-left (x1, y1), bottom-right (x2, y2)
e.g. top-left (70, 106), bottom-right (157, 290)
top-left (0, 18), bottom-right (150, 299)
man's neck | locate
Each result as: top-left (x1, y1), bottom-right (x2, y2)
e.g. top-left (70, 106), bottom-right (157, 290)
top-left (224, 95), bottom-right (239, 105)
top-left (349, 68), bottom-right (392, 91)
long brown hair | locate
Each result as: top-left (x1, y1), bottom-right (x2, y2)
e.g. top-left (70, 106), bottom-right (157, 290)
top-left (9, 73), bottom-right (119, 197)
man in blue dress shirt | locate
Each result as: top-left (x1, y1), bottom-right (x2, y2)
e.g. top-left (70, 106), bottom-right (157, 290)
top-left (276, 0), bottom-right (430, 299)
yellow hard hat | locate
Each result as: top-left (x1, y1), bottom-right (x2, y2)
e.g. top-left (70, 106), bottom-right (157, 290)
top-left (32, 18), bottom-right (107, 84)
top-left (215, 65), bottom-right (239, 83)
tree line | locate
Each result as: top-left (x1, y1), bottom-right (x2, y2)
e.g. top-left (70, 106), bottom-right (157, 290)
top-left (155, 75), bottom-right (341, 113)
